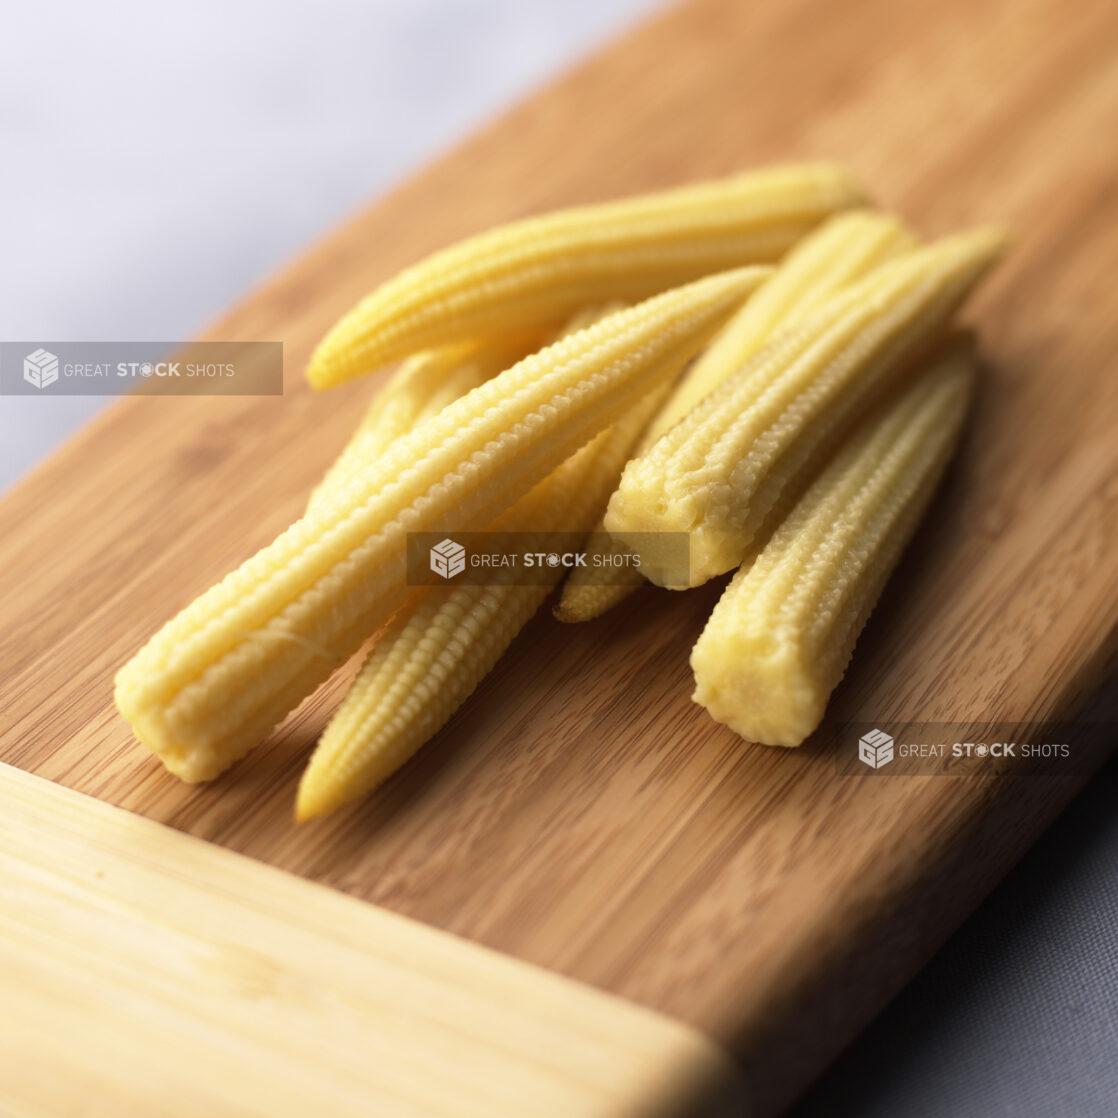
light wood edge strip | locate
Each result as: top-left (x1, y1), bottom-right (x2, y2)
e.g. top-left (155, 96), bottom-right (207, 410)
top-left (0, 763), bottom-right (746, 1118)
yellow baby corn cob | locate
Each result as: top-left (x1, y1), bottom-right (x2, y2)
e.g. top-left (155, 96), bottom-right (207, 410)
top-left (605, 227), bottom-right (1005, 588)
top-left (296, 391), bottom-right (664, 821)
top-left (115, 267), bottom-right (767, 782)
top-left (691, 343), bottom-right (975, 747)
top-left (307, 163), bottom-right (864, 388)
top-left (554, 210), bottom-right (914, 623)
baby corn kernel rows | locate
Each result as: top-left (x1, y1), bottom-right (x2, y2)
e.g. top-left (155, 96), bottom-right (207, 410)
top-left (308, 306), bottom-right (618, 513)
top-left (306, 338), bottom-right (531, 511)
top-left (114, 165), bottom-right (1007, 816)
top-left (307, 163), bottom-right (862, 387)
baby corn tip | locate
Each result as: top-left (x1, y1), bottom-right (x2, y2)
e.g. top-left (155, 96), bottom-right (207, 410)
top-left (956, 224), bottom-right (1013, 264)
top-left (294, 768), bottom-right (340, 823)
top-left (982, 223), bottom-right (1012, 251)
top-left (306, 338), bottom-right (348, 392)
top-left (307, 317), bottom-right (392, 390)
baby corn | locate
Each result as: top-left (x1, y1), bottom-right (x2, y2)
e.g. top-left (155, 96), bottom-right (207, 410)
top-left (555, 210), bottom-right (914, 623)
top-left (307, 163), bottom-right (864, 388)
top-left (296, 393), bottom-right (664, 821)
top-left (691, 344), bottom-right (975, 747)
top-left (115, 267), bottom-right (767, 782)
top-left (606, 227), bottom-right (1005, 587)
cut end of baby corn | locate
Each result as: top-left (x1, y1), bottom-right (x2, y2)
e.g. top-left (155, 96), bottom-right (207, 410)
top-left (116, 268), bottom-right (766, 784)
top-left (690, 342), bottom-right (976, 747)
top-left (606, 226), bottom-right (1005, 588)
top-left (306, 163), bottom-right (864, 388)
top-left (112, 681), bottom-right (217, 783)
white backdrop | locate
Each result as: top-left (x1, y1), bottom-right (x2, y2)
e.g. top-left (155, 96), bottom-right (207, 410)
top-left (0, 0), bottom-right (659, 490)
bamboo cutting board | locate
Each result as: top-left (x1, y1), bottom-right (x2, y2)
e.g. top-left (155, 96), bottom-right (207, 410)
top-left (3, 0), bottom-right (1118, 1113)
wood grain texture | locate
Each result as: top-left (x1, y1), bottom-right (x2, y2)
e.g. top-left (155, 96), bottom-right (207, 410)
top-left (2, 0), bottom-right (1117, 1112)
top-left (0, 763), bottom-right (742, 1118)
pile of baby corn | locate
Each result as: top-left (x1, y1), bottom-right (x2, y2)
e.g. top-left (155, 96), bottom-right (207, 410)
top-left (114, 163), bottom-right (1006, 820)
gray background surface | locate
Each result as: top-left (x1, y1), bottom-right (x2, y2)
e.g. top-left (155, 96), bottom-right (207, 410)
top-left (3, 3), bottom-right (1115, 1114)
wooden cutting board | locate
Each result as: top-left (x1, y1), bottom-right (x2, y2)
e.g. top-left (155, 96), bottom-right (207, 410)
top-left (3, 0), bottom-right (1117, 1113)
